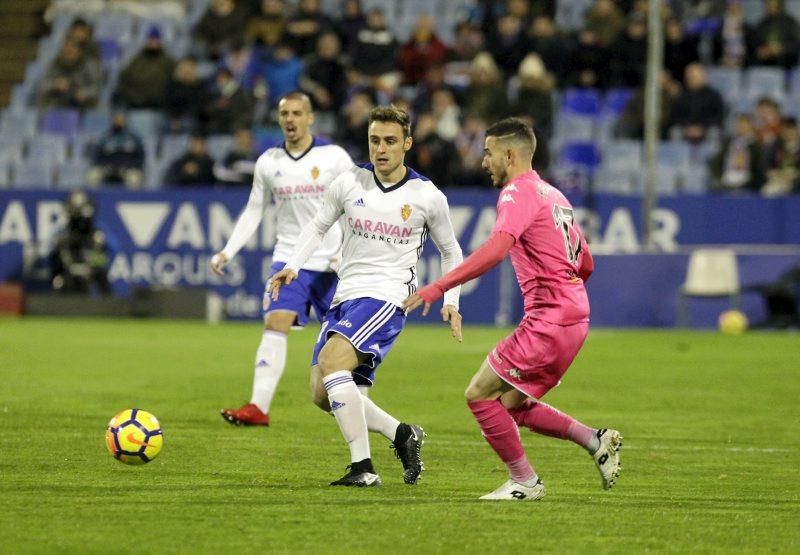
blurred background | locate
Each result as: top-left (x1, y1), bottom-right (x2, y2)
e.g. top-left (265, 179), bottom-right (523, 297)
top-left (0, 0), bottom-right (798, 329)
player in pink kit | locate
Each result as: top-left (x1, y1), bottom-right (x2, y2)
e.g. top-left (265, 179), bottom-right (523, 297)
top-left (403, 118), bottom-right (622, 501)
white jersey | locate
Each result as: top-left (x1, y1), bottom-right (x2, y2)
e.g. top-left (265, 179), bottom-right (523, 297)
top-left (286, 164), bottom-right (463, 308)
top-left (221, 139), bottom-right (353, 272)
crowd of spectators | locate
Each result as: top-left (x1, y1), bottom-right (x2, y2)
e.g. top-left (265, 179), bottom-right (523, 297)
top-left (19, 0), bottom-right (800, 194)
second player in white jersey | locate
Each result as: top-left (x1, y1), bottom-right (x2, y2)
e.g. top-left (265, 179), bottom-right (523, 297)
top-left (285, 162), bottom-right (461, 308)
top-left (220, 138), bottom-right (353, 271)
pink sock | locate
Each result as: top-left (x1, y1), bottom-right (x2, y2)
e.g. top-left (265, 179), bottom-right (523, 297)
top-left (508, 400), bottom-right (598, 451)
top-left (468, 399), bottom-right (535, 483)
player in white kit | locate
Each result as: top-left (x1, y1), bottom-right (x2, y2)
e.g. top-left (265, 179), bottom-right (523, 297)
top-left (211, 92), bottom-right (352, 426)
top-left (269, 105), bottom-right (464, 486)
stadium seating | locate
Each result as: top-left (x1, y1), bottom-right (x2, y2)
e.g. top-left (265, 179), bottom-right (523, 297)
top-left (40, 108), bottom-right (81, 138)
top-left (56, 160), bottom-right (90, 190)
top-left (562, 88), bottom-right (602, 117)
top-left (207, 134), bottom-right (235, 162)
top-left (28, 134), bottom-right (69, 165)
top-left (12, 161), bottom-right (55, 188)
top-left (559, 141), bottom-right (601, 174)
top-left (744, 66), bottom-right (786, 101)
top-left (706, 66), bottom-right (742, 105)
top-left (603, 88), bottom-right (635, 116)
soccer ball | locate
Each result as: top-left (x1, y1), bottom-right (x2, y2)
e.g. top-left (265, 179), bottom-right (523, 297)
top-left (105, 409), bottom-right (163, 465)
top-left (718, 310), bottom-right (748, 335)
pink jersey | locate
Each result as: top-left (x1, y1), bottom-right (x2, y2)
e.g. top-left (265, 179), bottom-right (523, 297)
top-left (493, 171), bottom-right (591, 325)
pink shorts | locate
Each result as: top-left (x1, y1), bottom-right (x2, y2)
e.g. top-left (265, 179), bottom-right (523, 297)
top-left (487, 317), bottom-right (589, 399)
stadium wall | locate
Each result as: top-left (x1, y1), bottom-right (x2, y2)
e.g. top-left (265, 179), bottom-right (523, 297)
top-left (1, 189), bottom-right (799, 327)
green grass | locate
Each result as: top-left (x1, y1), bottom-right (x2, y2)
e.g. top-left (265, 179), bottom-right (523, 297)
top-left (1, 317), bottom-right (799, 552)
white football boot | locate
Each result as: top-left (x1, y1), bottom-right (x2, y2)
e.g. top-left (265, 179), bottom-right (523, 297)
top-left (479, 479), bottom-right (546, 501)
top-left (592, 428), bottom-right (623, 489)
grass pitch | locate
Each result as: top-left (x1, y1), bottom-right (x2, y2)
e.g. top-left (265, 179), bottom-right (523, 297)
top-left (1, 317), bottom-right (798, 552)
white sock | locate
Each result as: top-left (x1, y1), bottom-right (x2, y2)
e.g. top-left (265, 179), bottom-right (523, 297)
top-left (360, 393), bottom-right (401, 441)
top-left (249, 330), bottom-right (287, 413)
top-left (323, 371), bottom-right (370, 463)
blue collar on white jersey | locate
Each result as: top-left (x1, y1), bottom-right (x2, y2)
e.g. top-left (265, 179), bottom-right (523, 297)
top-left (280, 136), bottom-right (316, 161)
top-left (360, 163), bottom-right (430, 193)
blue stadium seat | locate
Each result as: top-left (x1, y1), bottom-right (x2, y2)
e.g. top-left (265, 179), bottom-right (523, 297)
top-left (744, 66), bottom-right (786, 100)
top-left (40, 108), bottom-right (80, 138)
top-left (0, 162), bottom-right (9, 188)
top-left (706, 66), bottom-right (742, 105)
top-left (0, 109), bottom-right (37, 139)
top-left (553, 114), bottom-right (595, 144)
top-left (97, 38), bottom-right (122, 72)
top-left (636, 165), bottom-right (679, 196)
top-left (559, 141), bottom-right (601, 173)
top-left (562, 88), bottom-right (602, 116)
top-left (657, 141), bottom-right (692, 171)
top-left (9, 84), bottom-right (33, 110)
top-left (0, 139), bottom-right (24, 166)
top-left (56, 161), bottom-right (90, 190)
top-left (28, 134), bottom-right (69, 165)
top-left (207, 134), bottom-right (234, 162)
top-left (13, 161), bottom-right (55, 188)
top-left (160, 133), bottom-right (190, 162)
top-left (603, 88), bottom-right (634, 116)
top-left (127, 110), bottom-right (165, 139)
top-left (593, 166), bottom-right (638, 195)
top-left (788, 68), bottom-right (800, 99)
top-left (81, 108), bottom-right (112, 137)
top-left (681, 165), bottom-right (710, 194)
top-left (603, 140), bottom-right (642, 172)
top-left (95, 13), bottom-right (136, 44)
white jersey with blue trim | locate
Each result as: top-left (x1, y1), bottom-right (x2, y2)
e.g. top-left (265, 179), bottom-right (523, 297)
top-left (286, 163), bottom-right (463, 308)
top-left (221, 138), bottom-right (353, 272)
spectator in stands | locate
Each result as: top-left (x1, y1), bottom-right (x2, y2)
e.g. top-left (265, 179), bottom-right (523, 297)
top-left (64, 18), bottom-right (100, 72)
top-left (615, 69), bottom-right (680, 139)
top-left (454, 112), bottom-right (490, 186)
top-left (335, 0), bottom-right (366, 52)
top-left (223, 39), bottom-right (259, 90)
top-left (165, 57), bottom-right (208, 133)
top-left (753, 96), bottom-right (784, 175)
top-left (713, 1), bottom-right (750, 68)
top-left (335, 89), bottom-right (373, 163)
top-left (300, 31), bottom-right (348, 113)
top-left (450, 20), bottom-right (485, 63)
top-left (286, 0), bottom-right (334, 57)
top-left (115, 26), bottom-right (175, 109)
top-left (165, 133), bottom-right (216, 186)
top-left (213, 128), bottom-right (257, 185)
top-left (86, 112), bottom-right (145, 189)
top-left (194, 0), bottom-right (250, 60)
top-left (462, 52), bottom-right (508, 123)
top-left (37, 39), bottom-right (100, 109)
top-left (398, 14), bottom-right (449, 86)
top-left (610, 13), bottom-right (648, 88)
top-left (350, 8), bottom-right (400, 98)
top-left (510, 53), bottom-right (555, 139)
top-left (430, 88), bottom-right (460, 141)
top-left (583, 0), bottom-right (626, 48)
top-left (669, 63), bottom-right (725, 143)
top-left (568, 28), bottom-right (609, 89)
top-left (664, 18), bottom-right (700, 83)
top-left (204, 67), bottom-right (253, 134)
top-left (711, 113), bottom-right (763, 192)
top-left (412, 64), bottom-right (451, 114)
top-left (525, 15), bottom-right (569, 85)
top-left (762, 117), bottom-right (800, 196)
top-left (751, 0), bottom-right (800, 68)
top-left (406, 112), bottom-right (459, 187)
top-left (244, 0), bottom-right (287, 49)
top-left (256, 40), bottom-right (303, 108)
top-left (486, 13), bottom-right (529, 76)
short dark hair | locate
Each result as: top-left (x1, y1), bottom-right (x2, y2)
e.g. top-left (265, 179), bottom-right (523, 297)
top-left (368, 105), bottom-right (411, 138)
top-left (278, 91), bottom-right (313, 111)
top-left (485, 117), bottom-right (536, 155)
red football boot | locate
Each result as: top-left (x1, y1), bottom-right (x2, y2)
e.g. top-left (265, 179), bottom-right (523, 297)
top-left (220, 403), bottom-right (270, 426)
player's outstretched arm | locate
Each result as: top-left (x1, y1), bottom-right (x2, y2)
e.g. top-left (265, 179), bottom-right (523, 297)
top-left (268, 268), bottom-right (298, 300)
top-left (210, 252), bottom-right (228, 276)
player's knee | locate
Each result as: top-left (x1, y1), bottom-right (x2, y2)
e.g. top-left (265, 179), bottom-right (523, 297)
top-left (464, 382), bottom-right (482, 403)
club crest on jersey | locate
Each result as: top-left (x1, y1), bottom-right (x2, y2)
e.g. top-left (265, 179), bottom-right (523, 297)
top-left (401, 204), bottom-right (412, 221)
top-left (311, 166), bottom-right (320, 180)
